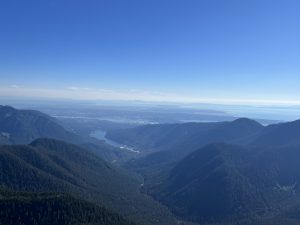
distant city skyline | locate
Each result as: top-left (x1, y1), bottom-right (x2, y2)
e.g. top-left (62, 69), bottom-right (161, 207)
top-left (1, 0), bottom-right (300, 105)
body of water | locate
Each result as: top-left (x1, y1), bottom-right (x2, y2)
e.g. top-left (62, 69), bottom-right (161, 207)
top-left (90, 130), bottom-right (140, 153)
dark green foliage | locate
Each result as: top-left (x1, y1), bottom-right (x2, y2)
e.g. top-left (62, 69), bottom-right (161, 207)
top-left (0, 138), bottom-right (178, 225)
top-left (0, 189), bottom-right (136, 225)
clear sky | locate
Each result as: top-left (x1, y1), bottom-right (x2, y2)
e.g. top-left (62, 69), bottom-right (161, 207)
top-left (0, 0), bottom-right (300, 105)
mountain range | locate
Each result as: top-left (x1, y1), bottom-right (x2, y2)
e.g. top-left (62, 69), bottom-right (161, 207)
top-left (0, 105), bottom-right (179, 225)
top-left (0, 105), bottom-right (134, 163)
top-left (0, 105), bottom-right (81, 145)
top-left (2, 105), bottom-right (300, 225)
top-left (107, 117), bottom-right (300, 224)
top-left (0, 138), bottom-right (178, 225)
top-left (145, 143), bottom-right (300, 223)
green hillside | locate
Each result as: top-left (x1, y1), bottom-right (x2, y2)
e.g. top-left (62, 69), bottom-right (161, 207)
top-left (0, 189), bottom-right (136, 225)
top-left (0, 138), bottom-right (178, 225)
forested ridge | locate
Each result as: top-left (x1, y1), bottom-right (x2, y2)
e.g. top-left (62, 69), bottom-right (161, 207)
top-left (0, 189), bottom-right (136, 225)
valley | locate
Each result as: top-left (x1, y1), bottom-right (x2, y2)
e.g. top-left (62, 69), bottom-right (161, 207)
top-left (1, 105), bottom-right (300, 225)
top-left (90, 130), bottom-right (140, 153)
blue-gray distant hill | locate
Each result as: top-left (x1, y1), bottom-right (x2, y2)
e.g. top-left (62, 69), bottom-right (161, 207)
top-left (108, 118), bottom-right (300, 224)
top-left (0, 105), bottom-right (134, 163)
top-left (0, 105), bottom-right (81, 145)
top-left (146, 143), bottom-right (300, 223)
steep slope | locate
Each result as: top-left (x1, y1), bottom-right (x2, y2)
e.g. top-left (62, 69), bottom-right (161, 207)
top-left (250, 120), bottom-right (300, 147)
top-left (108, 118), bottom-right (263, 154)
top-left (82, 141), bottom-right (136, 164)
top-left (0, 139), bottom-right (178, 225)
top-left (107, 122), bottom-right (220, 153)
top-left (0, 138), bottom-right (137, 203)
top-left (0, 105), bottom-right (133, 163)
top-left (0, 105), bottom-right (80, 144)
top-left (146, 143), bottom-right (300, 224)
top-left (123, 119), bottom-right (264, 175)
top-left (0, 189), bottom-right (136, 225)
top-left (146, 144), bottom-right (263, 223)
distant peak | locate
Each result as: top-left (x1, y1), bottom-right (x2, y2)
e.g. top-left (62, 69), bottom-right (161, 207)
top-left (0, 105), bottom-right (16, 110)
top-left (233, 118), bottom-right (255, 122)
top-left (231, 118), bottom-right (262, 126)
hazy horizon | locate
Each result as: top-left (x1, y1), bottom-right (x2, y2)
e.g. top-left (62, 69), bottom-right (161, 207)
top-left (1, 0), bottom-right (300, 106)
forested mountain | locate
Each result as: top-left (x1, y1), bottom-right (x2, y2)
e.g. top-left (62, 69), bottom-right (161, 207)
top-left (143, 143), bottom-right (300, 224)
top-left (0, 105), bottom-right (81, 145)
top-left (116, 119), bottom-right (264, 175)
top-left (0, 138), bottom-right (178, 225)
top-left (114, 119), bottom-right (300, 179)
top-left (107, 118), bottom-right (263, 153)
top-left (108, 118), bottom-right (300, 157)
top-left (3, 105), bottom-right (300, 225)
top-left (249, 119), bottom-right (300, 147)
top-left (105, 118), bottom-right (300, 224)
top-left (0, 189), bottom-right (136, 225)
top-left (0, 105), bottom-right (134, 163)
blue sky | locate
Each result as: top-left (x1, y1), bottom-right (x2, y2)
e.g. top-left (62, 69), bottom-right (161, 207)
top-left (0, 0), bottom-right (300, 104)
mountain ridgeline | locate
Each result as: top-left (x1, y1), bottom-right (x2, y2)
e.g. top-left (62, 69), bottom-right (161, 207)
top-left (2, 105), bottom-right (300, 225)
top-left (0, 105), bottom-right (136, 164)
top-left (0, 106), bottom-right (179, 225)
top-left (0, 105), bottom-right (81, 145)
top-left (146, 143), bottom-right (300, 223)
top-left (106, 118), bottom-right (264, 157)
top-left (107, 117), bottom-right (300, 224)
top-left (107, 117), bottom-right (300, 153)
top-left (0, 138), bottom-right (178, 225)
top-left (108, 118), bottom-right (300, 172)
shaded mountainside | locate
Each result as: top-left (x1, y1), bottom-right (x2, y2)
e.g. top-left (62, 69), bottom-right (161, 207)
top-left (114, 118), bottom-right (300, 159)
top-left (0, 138), bottom-right (134, 194)
top-left (0, 189), bottom-right (136, 225)
top-left (206, 203), bottom-right (300, 225)
top-left (249, 120), bottom-right (300, 147)
top-left (119, 118), bottom-right (300, 224)
top-left (122, 118), bottom-right (300, 181)
top-left (0, 105), bottom-right (134, 163)
top-left (107, 118), bottom-right (263, 154)
top-left (0, 139), bottom-right (178, 225)
top-left (4, 106), bottom-right (300, 225)
top-left (82, 141), bottom-right (135, 164)
top-left (145, 143), bottom-right (300, 224)
top-left (0, 105), bottom-right (80, 145)
top-left (122, 118), bottom-right (264, 176)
